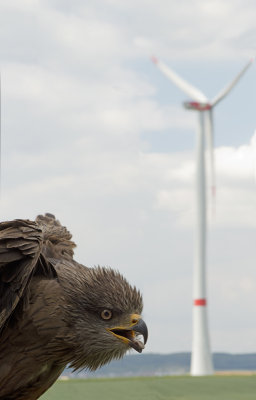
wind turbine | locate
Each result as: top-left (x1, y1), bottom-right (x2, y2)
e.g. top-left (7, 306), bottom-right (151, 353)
top-left (152, 56), bottom-right (254, 376)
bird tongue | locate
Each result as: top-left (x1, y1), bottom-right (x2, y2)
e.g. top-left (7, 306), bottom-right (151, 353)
top-left (129, 335), bottom-right (145, 353)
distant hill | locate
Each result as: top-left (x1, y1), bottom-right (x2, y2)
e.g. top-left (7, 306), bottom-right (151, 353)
top-left (63, 353), bottom-right (256, 378)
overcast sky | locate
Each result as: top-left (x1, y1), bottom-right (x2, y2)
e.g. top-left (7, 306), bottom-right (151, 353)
top-left (0, 0), bottom-right (256, 355)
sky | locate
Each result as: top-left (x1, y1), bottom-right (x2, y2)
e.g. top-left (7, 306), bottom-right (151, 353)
top-left (0, 0), bottom-right (256, 355)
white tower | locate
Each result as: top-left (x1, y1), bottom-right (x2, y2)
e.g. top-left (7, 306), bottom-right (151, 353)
top-left (152, 56), bottom-right (254, 375)
top-left (191, 111), bottom-right (213, 375)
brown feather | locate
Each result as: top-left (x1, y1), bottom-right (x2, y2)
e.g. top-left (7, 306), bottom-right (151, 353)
top-left (0, 213), bottom-right (145, 400)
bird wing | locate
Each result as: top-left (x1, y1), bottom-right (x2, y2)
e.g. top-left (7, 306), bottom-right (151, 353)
top-left (0, 218), bottom-right (57, 332)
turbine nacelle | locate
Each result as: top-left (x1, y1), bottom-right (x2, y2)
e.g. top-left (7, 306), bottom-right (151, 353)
top-left (183, 101), bottom-right (212, 111)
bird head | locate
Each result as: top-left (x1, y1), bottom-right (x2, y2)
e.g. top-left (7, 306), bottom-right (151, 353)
top-left (62, 266), bottom-right (148, 371)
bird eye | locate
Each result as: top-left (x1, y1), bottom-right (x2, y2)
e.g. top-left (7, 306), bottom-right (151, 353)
top-left (101, 309), bottom-right (112, 320)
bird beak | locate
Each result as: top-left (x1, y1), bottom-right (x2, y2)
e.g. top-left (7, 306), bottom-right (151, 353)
top-left (108, 314), bottom-right (148, 353)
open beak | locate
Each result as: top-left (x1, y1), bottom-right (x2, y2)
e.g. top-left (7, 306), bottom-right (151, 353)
top-left (108, 315), bottom-right (148, 353)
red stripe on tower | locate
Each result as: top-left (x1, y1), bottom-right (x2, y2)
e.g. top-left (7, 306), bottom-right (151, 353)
top-left (194, 299), bottom-right (207, 306)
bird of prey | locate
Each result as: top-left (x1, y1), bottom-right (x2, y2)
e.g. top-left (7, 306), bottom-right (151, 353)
top-left (0, 213), bottom-right (148, 400)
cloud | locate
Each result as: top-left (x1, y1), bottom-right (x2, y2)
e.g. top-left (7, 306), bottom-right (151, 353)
top-left (151, 138), bottom-right (256, 228)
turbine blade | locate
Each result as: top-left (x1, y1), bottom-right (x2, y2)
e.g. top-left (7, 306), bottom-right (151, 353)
top-left (205, 110), bottom-right (216, 216)
top-left (152, 56), bottom-right (208, 103)
top-left (211, 57), bottom-right (255, 107)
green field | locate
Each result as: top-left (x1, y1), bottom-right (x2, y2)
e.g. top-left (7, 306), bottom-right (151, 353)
top-left (41, 375), bottom-right (256, 400)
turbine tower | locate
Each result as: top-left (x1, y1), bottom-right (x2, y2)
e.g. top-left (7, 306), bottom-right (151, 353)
top-left (152, 56), bottom-right (254, 376)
